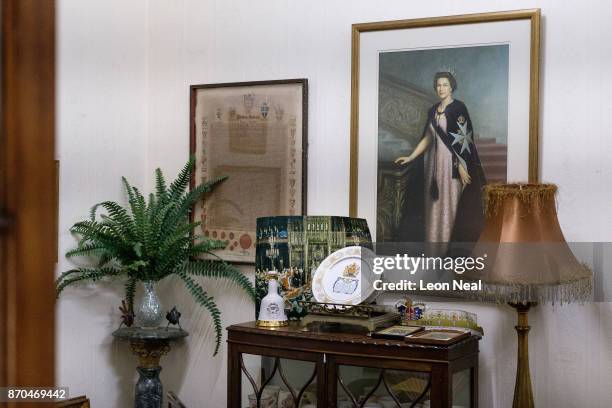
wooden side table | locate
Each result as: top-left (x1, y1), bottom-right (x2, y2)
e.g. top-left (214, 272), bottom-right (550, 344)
top-left (113, 327), bottom-right (188, 408)
top-left (227, 322), bottom-right (479, 408)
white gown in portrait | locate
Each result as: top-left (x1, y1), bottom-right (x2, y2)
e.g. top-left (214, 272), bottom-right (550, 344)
top-left (423, 113), bottom-right (463, 242)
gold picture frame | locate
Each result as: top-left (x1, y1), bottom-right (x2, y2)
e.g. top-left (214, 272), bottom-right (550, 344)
top-left (349, 10), bottom-right (541, 243)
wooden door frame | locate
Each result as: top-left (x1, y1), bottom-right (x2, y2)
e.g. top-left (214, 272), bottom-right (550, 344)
top-left (0, 0), bottom-right (56, 393)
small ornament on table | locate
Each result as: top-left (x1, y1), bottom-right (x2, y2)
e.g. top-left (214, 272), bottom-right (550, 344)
top-left (395, 298), bottom-right (426, 325)
top-left (257, 270), bottom-right (288, 327)
top-left (166, 306), bottom-right (182, 330)
top-left (396, 302), bottom-right (407, 319)
top-left (413, 302), bottom-right (426, 320)
top-left (394, 297), bottom-right (412, 324)
top-left (118, 300), bottom-right (134, 328)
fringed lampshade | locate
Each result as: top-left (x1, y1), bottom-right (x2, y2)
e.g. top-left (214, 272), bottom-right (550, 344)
top-left (471, 183), bottom-right (592, 408)
top-left (474, 183), bottom-right (592, 303)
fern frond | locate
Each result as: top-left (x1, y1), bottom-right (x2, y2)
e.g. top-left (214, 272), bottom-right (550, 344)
top-left (168, 176), bottom-right (227, 227)
top-left (70, 222), bottom-right (132, 260)
top-left (55, 267), bottom-right (122, 297)
top-left (129, 186), bottom-right (150, 253)
top-left (65, 243), bottom-right (109, 258)
top-left (154, 242), bottom-right (191, 277)
top-left (90, 201), bottom-right (136, 238)
top-left (180, 260), bottom-right (255, 301)
top-left (124, 278), bottom-right (136, 312)
top-left (168, 156), bottom-right (194, 203)
top-left (161, 221), bottom-right (200, 244)
top-left (70, 220), bottom-right (105, 244)
top-left (155, 167), bottom-right (168, 204)
top-left (199, 175), bottom-right (228, 192)
top-left (147, 193), bottom-right (157, 217)
top-left (98, 252), bottom-right (115, 267)
top-left (122, 176), bottom-right (137, 207)
top-left (178, 272), bottom-right (223, 355)
top-left (55, 268), bottom-right (83, 284)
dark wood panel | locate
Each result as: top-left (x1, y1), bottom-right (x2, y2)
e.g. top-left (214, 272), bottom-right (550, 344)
top-left (228, 322), bottom-right (478, 362)
top-left (227, 322), bottom-right (480, 407)
top-left (331, 354), bottom-right (433, 373)
top-left (0, 0), bottom-right (56, 401)
top-left (430, 364), bottom-right (452, 408)
top-left (227, 343), bottom-right (320, 362)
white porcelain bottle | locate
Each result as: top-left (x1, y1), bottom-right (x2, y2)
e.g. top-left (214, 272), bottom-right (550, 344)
top-left (256, 270), bottom-right (288, 327)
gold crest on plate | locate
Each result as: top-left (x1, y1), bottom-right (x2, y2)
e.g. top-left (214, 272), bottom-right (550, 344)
top-left (342, 262), bottom-right (360, 278)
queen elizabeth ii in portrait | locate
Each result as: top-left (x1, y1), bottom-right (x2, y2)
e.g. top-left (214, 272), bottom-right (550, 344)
top-left (395, 72), bottom-right (486, 243)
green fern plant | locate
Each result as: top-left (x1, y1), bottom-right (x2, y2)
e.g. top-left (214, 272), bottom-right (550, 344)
top-left (56, 157), bottom-right (255, 355)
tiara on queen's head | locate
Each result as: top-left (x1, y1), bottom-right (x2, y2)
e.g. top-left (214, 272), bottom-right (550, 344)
top-left (437, 66), bottom-right (456, 76)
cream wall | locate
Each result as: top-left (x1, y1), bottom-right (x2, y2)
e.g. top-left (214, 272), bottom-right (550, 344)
top-left (58, 0), bottom-right (612, 407)
top-left (57, 1), bottom-right (150, 406)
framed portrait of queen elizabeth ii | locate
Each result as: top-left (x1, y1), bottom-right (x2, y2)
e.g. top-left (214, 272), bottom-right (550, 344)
top-left (349, 9), bottom-right (540, 244)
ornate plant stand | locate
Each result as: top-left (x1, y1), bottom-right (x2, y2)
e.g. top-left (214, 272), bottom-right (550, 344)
top-left (113, 327), bottom-right (188, 408)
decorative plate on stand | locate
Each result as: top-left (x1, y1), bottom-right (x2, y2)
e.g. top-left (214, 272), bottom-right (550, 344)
top-left (312, 246), bottom-right (378, 305)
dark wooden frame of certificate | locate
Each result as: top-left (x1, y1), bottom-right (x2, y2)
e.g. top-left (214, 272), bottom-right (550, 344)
top-left (190, 79), bottom-right (308, 263)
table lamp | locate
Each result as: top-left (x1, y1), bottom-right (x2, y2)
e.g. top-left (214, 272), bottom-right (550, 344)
top-left (472, 183), bottom-right (592, 408)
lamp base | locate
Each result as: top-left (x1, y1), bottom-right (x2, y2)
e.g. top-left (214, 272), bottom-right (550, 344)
top-left (508, 302), bottom-right (536, 408)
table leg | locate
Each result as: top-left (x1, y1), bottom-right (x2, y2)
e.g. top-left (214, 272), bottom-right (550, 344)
top-left (471, 364), bottom-right (479, 408)
top-left (227, 343), bottom-right (241, 408)
top-left (325, 355), bottom-right (337, 408)
top-left (430, 364), bottom-right (452, 408)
